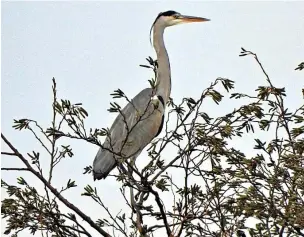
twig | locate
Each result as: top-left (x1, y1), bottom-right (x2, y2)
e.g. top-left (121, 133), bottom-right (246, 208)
top-left (1, 167), bottom-right (30, 171)
top-left (148, 186), bottom-right (172, 236)
top-left (62, 213), bottom-right (93, 237)
top-left (1, 152), bottom-right (17, 156)
top-left (48, 78), bottom-right (58, 183)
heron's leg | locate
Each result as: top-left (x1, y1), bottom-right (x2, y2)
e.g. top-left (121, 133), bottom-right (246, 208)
top-left (118, 163), bottom-right (128, 175)
top-left (128, 156), bottom-right (137, 213)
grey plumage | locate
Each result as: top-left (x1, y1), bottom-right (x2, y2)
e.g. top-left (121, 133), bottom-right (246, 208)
top-left (93, 88), bottom-right (164, 180)
top-left (92, 10), bottom-right (209, 180)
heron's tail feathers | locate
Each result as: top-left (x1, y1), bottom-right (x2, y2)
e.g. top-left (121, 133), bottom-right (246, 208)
top-left (93, 148), bottom-right (117, 180)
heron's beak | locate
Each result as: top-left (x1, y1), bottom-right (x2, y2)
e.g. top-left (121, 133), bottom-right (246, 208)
top-left (179, 15), bottom-right (210, 23)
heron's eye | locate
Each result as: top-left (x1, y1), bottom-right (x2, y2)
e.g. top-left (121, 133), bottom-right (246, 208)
top-left (173, 15), bottom-right (179, 19)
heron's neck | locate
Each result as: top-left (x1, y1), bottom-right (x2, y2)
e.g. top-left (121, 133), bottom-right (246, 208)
top-left (153, 24), bottom-right (171, 105)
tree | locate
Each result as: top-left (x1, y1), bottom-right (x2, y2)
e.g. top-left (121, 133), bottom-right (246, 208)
top-left (2, 49), bottom-right (304, 237)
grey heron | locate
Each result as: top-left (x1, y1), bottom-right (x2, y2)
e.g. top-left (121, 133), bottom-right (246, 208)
top-left (93, 10), bottom-right (209, 180)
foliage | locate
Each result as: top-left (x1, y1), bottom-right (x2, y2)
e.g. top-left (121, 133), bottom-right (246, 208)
top-left (2, 49), bottom-right (304, 237)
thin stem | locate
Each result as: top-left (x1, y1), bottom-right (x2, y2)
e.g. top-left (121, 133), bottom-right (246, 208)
top-left (1, 167), bottom-right (30, 171)
top-left (1, 152), bottom-right (17, 156)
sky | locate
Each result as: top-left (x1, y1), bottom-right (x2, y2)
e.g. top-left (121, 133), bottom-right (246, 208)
top-left (1, 1), bottom-right (303, 236)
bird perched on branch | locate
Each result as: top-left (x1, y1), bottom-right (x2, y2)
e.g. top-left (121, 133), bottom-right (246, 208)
top-left (93, 10), bottom-right (210, 180)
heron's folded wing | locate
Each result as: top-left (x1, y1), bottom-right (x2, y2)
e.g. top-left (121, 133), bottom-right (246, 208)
top-left (93, 88), bottom-right (158, 179)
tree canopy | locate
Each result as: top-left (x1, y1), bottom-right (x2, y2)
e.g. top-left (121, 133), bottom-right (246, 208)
top-left (2, 49), bottom-right (304, 237)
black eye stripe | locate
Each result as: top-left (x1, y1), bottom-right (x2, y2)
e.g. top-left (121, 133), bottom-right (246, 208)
top-left (153, 10), bottom-right (180, 26)
top-left (150, 10), bottom-right (181, 45)
top-left (160, 10), bottom-right (178, 17)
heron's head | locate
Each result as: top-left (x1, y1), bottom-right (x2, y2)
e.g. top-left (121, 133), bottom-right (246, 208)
top-left (150, 10), bottom-right (210, 43)
top-left (154, 10), bottom-right (210, 27)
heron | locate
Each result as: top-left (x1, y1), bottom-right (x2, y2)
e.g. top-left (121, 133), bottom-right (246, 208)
top-left (93, 10), bottom-right (209, 180)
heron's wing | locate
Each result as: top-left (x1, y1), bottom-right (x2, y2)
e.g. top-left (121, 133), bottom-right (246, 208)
top-left (93, 88), bottom-right (165, 180)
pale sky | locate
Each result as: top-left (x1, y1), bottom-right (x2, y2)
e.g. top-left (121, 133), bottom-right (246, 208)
top-left (1, 1), bottom-right (303, 236)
